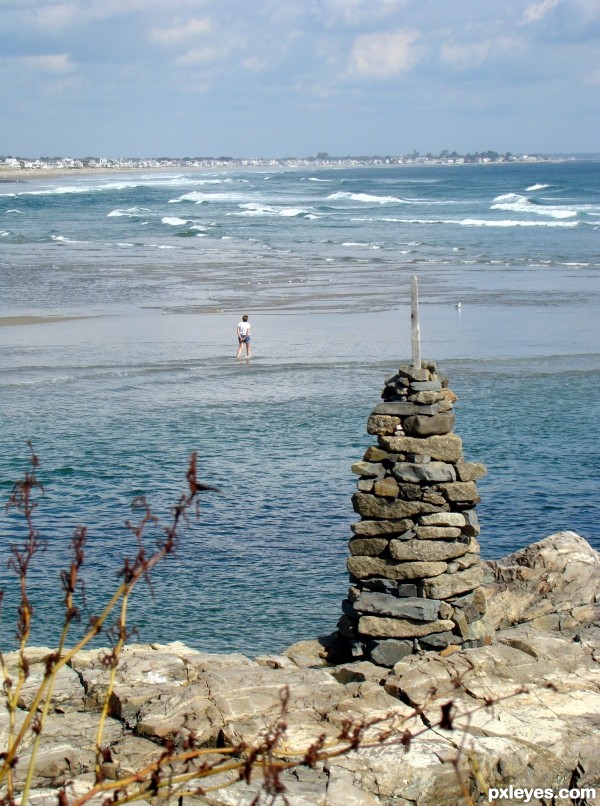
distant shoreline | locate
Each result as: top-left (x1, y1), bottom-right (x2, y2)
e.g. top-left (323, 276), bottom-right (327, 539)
top-left (0, 157), bottom-right (584, 184)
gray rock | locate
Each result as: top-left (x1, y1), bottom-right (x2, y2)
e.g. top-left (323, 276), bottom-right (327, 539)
top-left (433, 480), bottom-right (480, 503)
top-left (423, 566), bottom-right (485, 599)
top-left (348, 537), bottom-right (388, 556)
top-left (366, 415), bottom-right (400, 436)
top-left (397, 365), bottom-right (431, 382)
top-left (392, 461), bottom-right (456, 483)
top-left (390, 538), bottom-right (469, 563)
top-left (396, 583), bottom-right (419, 597)
top-left (358, 616), bottom-right (454, 638)
top-left (351, 518), bottom-right (414, 536)
top-left (351, 461), bottom-right (383, 477)
top-left (417, 631), bottom-right (462, 649)
top-left (403, 413), bottom-right (456, 436)
top-left (406, 453), bottom-right (432, 463)
top-left (356, 478), bottom-right (374, 492)
top-left (347, 556), bottom-right (447, 581)
top-left (379, 433), bottom-right (463, 462)
top-left (360, 577), bottom-right (397, 594)
top-left (137, 685), bottom-right (222, 742)
top-left (17, 663), bottom-right (85, 714)
top-left (363, 445), bottom-right (401, 462)
top-left (372, 476), bottom-right (400, 497)
top-left (408, 391), bottom-right (444, 404)
top-left (416, 525), bottom-right (462, 539)
top-left (354, 592), bottom-right (441, 621)
top-left (393, 529), bottom-right (417, 541)
top-left (419, 512), bottom-right (466, 527)
top-left (368, 639), bottom-right (414, 667)
top-left (352, 493), bottom-right (434, 520)
top-left (455, 460), bottom-right (487, 481)
top-left (409, 380), bottom-right (442, 391)
top-left (447, 552), bottom-right (480, 573)
top-left (484, 530), bottom-right (600, 631)
top-left (461, 508), bottom-right (481, 535)
top-left (373, 402), bottom-right (418, 416)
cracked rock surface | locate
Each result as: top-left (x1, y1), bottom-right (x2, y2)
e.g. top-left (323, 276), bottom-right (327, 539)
top-left (2, 531), bottom-right (600, 805)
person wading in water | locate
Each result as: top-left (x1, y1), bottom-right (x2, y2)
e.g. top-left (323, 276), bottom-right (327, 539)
top-left (236, 314), bottom-right (251, 359)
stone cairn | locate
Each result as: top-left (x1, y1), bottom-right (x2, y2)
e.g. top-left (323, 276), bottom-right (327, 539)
top-left (338, 360), bottom-right (492, 667)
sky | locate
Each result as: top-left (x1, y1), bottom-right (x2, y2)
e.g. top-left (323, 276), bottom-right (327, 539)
top-left (1, 0), bottom-right (599, 158)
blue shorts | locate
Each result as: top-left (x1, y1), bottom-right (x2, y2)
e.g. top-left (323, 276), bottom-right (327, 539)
top-left (241, 335), bottom-right (250, 343)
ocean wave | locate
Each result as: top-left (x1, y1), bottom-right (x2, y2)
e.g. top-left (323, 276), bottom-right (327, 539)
top-left (50, 234), bottom-right (88, 243)
top-left (349, 215), bottom-right (579, 228)
top-left (491, 193), bottom-right (577, 219)
top-left (342, 241), bottom-right (382, 249)
top-left (5, 208), bottom-right (23, 213)
top-left (236, 203), bottom-right (311, 218)
top-left (107, 207), bottom-right (152, 218)
top-left (168, 191), bottom-right (243, 204)
top-left (526, 183), bottom-right (551, 191)
top-left (13, 185), bottom-right (93, 197)
top-left (326, 191), bottom-right (405, 204)
top-left (460, 218), bottom-right (578, 228)
top-left (161, 216), bottom-right (190, 226)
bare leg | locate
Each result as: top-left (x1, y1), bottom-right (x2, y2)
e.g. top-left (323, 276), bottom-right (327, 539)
top-left (236, 340), bottom-right (243, 359)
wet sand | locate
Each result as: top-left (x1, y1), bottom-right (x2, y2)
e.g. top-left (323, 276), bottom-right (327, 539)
top-left (0, 315), bottom-right (88, 328)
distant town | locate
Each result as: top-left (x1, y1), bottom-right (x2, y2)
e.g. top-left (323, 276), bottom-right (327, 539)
top-left (0, 150), bottom-right (567, 173)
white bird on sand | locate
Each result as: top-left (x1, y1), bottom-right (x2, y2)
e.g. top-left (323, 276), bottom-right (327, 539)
top-left (454, 302), bottom-right (462, 309)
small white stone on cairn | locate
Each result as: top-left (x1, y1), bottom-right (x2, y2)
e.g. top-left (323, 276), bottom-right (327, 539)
top-left (340, 359), bottom-right (492, 668)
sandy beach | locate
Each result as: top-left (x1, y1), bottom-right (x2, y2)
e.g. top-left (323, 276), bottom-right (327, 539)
top-left (0, 166), bottom-right (180, 182)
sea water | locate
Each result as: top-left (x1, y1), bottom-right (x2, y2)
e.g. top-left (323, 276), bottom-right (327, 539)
top-left (0, 162), bottom-right (599, 654)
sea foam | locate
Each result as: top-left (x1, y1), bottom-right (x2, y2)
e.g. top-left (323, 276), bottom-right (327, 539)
top-left (161, 216), bottom-right (190, 226)
top-left (491, 193), bottom-right (577, 219)
top-left (107, 207), bottom-right (152, 218)
top-left (326, 191), bottom-right (404, 204)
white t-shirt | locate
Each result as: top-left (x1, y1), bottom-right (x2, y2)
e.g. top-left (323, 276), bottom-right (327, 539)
top-left (238, 321), bottom-right (250, 337)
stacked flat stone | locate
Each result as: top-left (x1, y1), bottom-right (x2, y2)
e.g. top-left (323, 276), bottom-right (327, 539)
top-left (338, 360), bottom-right (492, 668)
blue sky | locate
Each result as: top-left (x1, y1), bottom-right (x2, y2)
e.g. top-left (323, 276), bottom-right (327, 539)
top-left (1, 0), bottom-right (599, 157)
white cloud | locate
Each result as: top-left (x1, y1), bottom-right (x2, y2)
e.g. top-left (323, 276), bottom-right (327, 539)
top-left (321, 0), bottom-right (406, 27)
top-left (23, 0), bottom-right (204, 31)
top-left (441, 36), bottom-right (521, 70)
top-left (175, 46), bottom-right (221, 65)
top-left (33, 2), bottom-right (79, 32)
top-left (149, 17), bottom-right (212, 45)
top-left (522, 0), bottom-right (560, 23)
top-left (22, 54), bottom-right (75, 74)
top-left (347, 29), bottom-right (421, 78)
top-left (573, 0), bottom-right (600, 23)
top-left (584, 66), bottom-right (600, 85)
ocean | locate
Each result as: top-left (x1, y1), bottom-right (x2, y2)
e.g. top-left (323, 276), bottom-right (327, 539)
top-left (1, 161), bottom-right (599, 654)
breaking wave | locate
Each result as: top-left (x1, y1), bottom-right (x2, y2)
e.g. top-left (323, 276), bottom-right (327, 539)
top-left (491, 193), bottom-right (578, 219)
top-left (326, 191), bottom-right (405, 204)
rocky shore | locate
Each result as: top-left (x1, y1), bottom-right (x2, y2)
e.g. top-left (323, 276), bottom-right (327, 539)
top-left (2, 531), bottom-right (599, 805)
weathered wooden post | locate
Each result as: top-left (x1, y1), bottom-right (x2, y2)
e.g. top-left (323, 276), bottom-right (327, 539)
top-left (411, 275), bottom-right (421, 370)
top-left (338, 279), bottom-right (492, 666)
